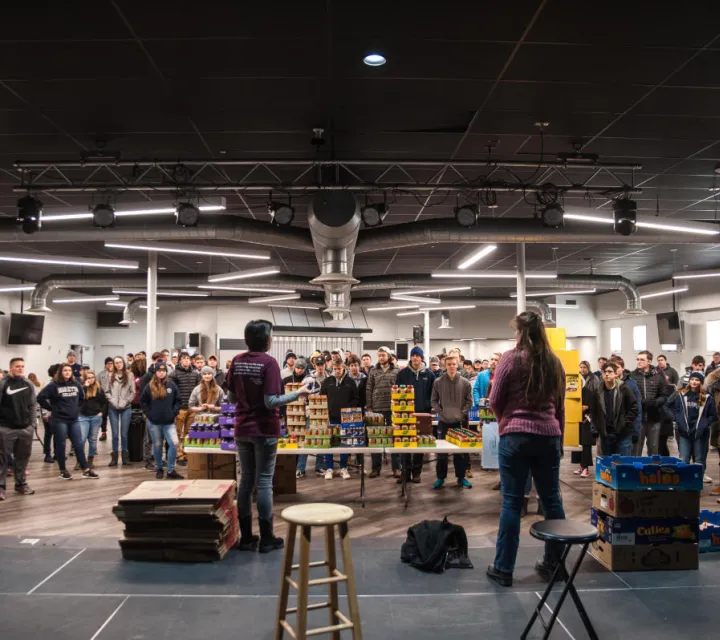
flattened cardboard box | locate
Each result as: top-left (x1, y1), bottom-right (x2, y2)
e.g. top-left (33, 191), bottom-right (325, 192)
top-left (591, 539), bottom-right (698, 571)
top-left (118, 479), bottom-right (236, 503)
top-left (591, 482), bottom-right (700, 519)
top-left (591, 508), bottom-right (699, 545)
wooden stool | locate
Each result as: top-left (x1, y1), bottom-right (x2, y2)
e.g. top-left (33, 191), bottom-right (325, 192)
top-left (276, 503), bottom-right (362, 640)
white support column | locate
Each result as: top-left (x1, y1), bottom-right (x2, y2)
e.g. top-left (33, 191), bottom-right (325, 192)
top-left (516, 242), bottom-right (526, 314)
top-left (146, 251), bottom-right (158, 355)
top-left (423, 310), bottom-right (431, 361)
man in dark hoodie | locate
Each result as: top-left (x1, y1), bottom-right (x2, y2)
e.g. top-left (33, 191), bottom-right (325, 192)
top-left (0, 358), bottom-right (37, 499)
top-left (656, 354), bottom-right (679, 386)
top-left (588, 363), bottom-right (639, 456)
top-left (169, 351), bottom-right (200, 465)
top-left (630, 350), bottom-right (671, 456)
top-left (320, 359), bottom-right (359, 480)
top-left (396, 346), bottom-right (435, 483)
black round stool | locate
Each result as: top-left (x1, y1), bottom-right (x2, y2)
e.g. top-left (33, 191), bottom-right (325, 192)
top-left (521, 519), bottom-right (599, 640)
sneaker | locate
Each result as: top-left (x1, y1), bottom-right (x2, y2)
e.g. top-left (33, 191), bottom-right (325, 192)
top-left (15, 485), bottom-right (35, 495)
top-left (340, 468), bottom-right (351, 480)
top-left (156, 469), bottom-right (164, 480)
top-left (82, 469), bottom-right (99, 479)
top-left (580, 468), bottom-right (590, 478)
top-left (167, 470), bottom-right (185, 480)
top-left (295, 470), bottom-right (306, 479)
top-left (145, 462), bottom-right (156, 471)
top-left (573, 465), bottom-right (583, 475)
top-left (410, 476), bottom-right (421, 484)
top-left (324, 469), bottom-right (334, 480)
top-left (43, 456), bottom-right (55, 464)
top-left (458, 477), bottom-right (472, 489)
top-left (316, 468), bottom-right (326, 477)
top-left (392, 470), bottom-right (402, 479)
top-left (466, 469), bottom-right (474, 478)
top-left (486, 565), bottom-right (513, 588)
top-left (704, 475), bottom-right (713, 484)
top-left (433, 478), bottom-right (445, 490)
top-left (99, 432), bottom-right (107, 441)
top-left (369, 469), bottom-right (380, 478)
top-left (58, 470), bottom-right (72, 480)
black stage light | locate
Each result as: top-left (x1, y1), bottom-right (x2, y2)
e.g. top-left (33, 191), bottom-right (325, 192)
top-left (175, 202), bottom-right (200, 227)
top-left (454, 204), bottom-right (478, 227)
top-left (270, 201), bottom-right (295, 226)
top-left (541, 203), bottom-right (564, 228)
top-left (92, 203), bottom-right (115, 228)
top-left (361, 203), bottom-right (385, 227)
top-left (17, 195), bottom-right (43, 234)
top-left (613, 199), bottom-right (637, 236)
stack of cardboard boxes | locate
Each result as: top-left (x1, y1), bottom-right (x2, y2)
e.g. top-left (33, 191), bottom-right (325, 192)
top-left (590, 455), bottom-right (703, 571)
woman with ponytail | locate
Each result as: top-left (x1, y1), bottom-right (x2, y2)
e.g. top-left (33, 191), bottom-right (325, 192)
top-left (487, 311), bottom-right (567, 588)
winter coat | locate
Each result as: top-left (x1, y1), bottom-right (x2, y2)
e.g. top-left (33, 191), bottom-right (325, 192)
top-left (140, 381), bottom-right (181, 425)
top-left (665, 390), bottom-right (718, 440)
top-left (366, 362), bottom-right (399, 413)
top-left (396, 365), bottom-right (436, 413)
top-left (472, 369), bottom-right (492, 405)
top-left (659, 364), bottom-right (680, 386)
top-left (347, 372), bottom-right (367, 408)
top-left (169, 365), bottom-right (201, 409)
top-left (320, 373), bottom-right (360, 422)
top-left (37, 379), bottom-right (84, 422)
top-left (589, 380), bottom-right (639, 440)
top-left (104, 374), bottom-right (135, 411)
top-left (0, 376), bottom-right (37, 428)
top-left (629, 366), bottom-right (671, 423)
top-left (431, 373), bottom-right (473, 424)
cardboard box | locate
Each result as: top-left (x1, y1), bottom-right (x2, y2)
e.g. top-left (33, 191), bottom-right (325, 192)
top-left (591, 508), bottom-right (699, 545)
top-left (595, 455), bottom-right (703, 491)
top-left (700, 510), bottom-right (720, 554)
top-left (187, 452), bottom-right (237, 480)
top-left (591, 482), bottom-right (701, 519)
top-left (591, 539), bottom-right (698, 571)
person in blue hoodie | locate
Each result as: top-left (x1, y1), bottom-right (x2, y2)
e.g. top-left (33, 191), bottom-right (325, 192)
top-left (140, 361), bottom-right (183, 480)
top-left (37, 363), bottom-right (99, 480)
top-left (472, 352), bottom-right (501, 406)
top-left (665, 371), bottom-right (718, 474)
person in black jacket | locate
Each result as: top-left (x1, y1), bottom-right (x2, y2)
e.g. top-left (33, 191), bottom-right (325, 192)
top-left (0, 357), bottom-right (37, 499)
top-left (37, 364), bottom-right (99, 480)
top-left (630, 350), bottom-right (671, 456)
top-left (169, 352), bottom-right (200, 466)
top-left (77, 370), bottom-right (108, 470)
top-left (588, 363), bottom-right (639, 456)
top-left (347, 356), bottom-right (367, 408)
top-left (140, 362), bottom-right (183, 480)
top-left (320, 359), bottom-right (359, 480)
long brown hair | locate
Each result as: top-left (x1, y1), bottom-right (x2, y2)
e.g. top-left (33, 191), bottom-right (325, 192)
top-left (130, 358), bottom-right (146, 378)
top-left (200, 376), bottom-right (219, 404)
top-left (150, 371), bottom-right (167, 400)
top-left (28, 373), bottom-right (41, 388)
top-left (55, 364), bottom-right (74, 384)
top-left (111, 357), bottom-right (130, 385)
top-left (83, 370), bottom-right (101, 399)
top-left (680, 384), bottom-right (707, 406)
top-left (513, 311), bottom-right (565, 405)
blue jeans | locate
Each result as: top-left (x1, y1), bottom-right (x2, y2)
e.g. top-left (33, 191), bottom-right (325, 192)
top-left (108, 406), bottom-right (131, 454)
top-left (52, 419), bottom-right (88, 472)
top-left (494, 433), bottom-right (566, 574)
top-left (148, 422), bottom-right (178, 473)
top-left (296, 454), bottom-right (325, 473)
top-left (236, 436), bottom-right (278, 521)
top-left (78, 415), bottom-right (103, 459)
top-left (678, 432), bottom-right (710, 473)
top-left (435, 421), bottom-right (466, 480)
top-left (600, 433), bottom-right (633, 457)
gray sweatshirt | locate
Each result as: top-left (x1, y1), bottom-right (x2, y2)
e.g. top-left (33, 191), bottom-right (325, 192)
top-left (188, 384), bottom-right (225, 411)
top-left (104, 375), bottom-right (135, 411)
top-left (431, 373), bottom-right (473, 424)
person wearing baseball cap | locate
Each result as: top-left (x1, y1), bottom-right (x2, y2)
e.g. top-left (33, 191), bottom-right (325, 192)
top-left (66, 350), bottom-right (83, 382)
top-left (429, 356), bottom-right (441, 374)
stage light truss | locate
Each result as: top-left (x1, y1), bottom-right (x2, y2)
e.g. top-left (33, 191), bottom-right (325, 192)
top-left (12, 159), bottom-right (642, 196)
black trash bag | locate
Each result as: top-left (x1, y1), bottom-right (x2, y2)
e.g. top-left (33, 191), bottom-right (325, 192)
top-left (400, 517), bottom-right (474, 573)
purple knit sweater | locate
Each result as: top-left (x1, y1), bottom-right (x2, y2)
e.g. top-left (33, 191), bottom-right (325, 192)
top-left (489, 348), bottom-right (565, 437)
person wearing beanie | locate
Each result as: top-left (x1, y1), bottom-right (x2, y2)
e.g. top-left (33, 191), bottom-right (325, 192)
top-left (665, 370), bottom-right (718, 478)
top-left (281, 352), bottom-right (298, 380)
top-left (396, 346), bottom-right (435, 483)
top-left (282, 358), bottom-right (307, 385)
top-left (189, 365), bottom-right (225, 416)
top-left (429, 356), bottom-right (441, 374)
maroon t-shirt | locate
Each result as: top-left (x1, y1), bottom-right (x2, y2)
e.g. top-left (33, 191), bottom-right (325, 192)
top-left (227, 351), bottom-right (282, 438)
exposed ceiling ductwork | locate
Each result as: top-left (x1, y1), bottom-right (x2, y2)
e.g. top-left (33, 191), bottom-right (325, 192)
top-left (119, 297), bottom-right (145, 325)
top-left (553, 275), bottom-right (645, 316)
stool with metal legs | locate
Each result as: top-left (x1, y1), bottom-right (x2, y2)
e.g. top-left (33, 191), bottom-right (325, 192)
top-left (521, 520), bottom-right (600, 640)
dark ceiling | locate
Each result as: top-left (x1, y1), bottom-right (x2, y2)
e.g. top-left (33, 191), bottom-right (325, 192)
top-left (1, 1), bottom-right (720, 296)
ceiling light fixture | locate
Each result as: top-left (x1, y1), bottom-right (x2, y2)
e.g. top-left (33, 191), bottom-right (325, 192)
top-left (269, 201), bottom-right (295, 226)
top-left (541, 203), bottom-right (565, 228)
top-left (42, 204), bottom-right (225, 222)
top-left (672, 270), bottom-right (720, 280)
top-left (0, 284), bottom-right (36, 293)
top-left (454, 204), bottom-right (478, 227)
top-left (547, 304), bottom-right (580, 309)
top-left (396, 310), bottom-right (426, 317)
top-left (197, 284), bottom-right (296, 294)
top-left (457, 244), bottom-right (497, 270)
top-left (207, 266), bottom-right (281, 283)
top-left (510, 288), bottom-right (597, 298)
top-left (17, 195), bottom-right (43, 234)
top-left (112, 289), bottom-right (209, 297)
top-left (613, 199), bottom-right (637, 236)
top-left (563, 207), bottom-right (719, 236)
top-left (248, 293), bottom-right (301, 304)
top-left (0, 253), bottom-right (138, 270)
top-left (365, 304), bottom-right (421, 312)
top-left (432, 270), bottom-right (557, 279)
top-left (640, 286), bottom-right (689, 300)
top-left (363, 53), bottom-right (386, 67)
top-left (175, 202), bottom-right (200, 227)
top-left (268, 303), bottom-right (324, 310)
top-left (360, 203), bottom-right (385, 227)
top-left (92, 203), bottom-right (115, 228)
top-left (392, 286), bottom-right (472, 296)
top-left (106, 302), bottom-right (160, 309)
top-left (390, 295), bottom-right (442, 304)
top-left (54, 295), bottom-right (120, 304)
top-left (398, 304), bottom-right (477, 316)
top-left (104, 241), bottom-right (271, 260)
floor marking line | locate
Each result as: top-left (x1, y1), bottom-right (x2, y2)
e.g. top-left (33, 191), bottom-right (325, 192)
top-left (26, 548), bottom-right (86, 595)
top-left (611, 571), bottom-right (633, 589)
top-left (534, 591), bottom-right (578, 640)
top-left (89, 595), bottom-right (129, 640)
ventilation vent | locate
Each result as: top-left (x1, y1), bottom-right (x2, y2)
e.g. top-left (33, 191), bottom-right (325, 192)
top-left (97, 311), bottom-right (125, 328)
top-left (218, 338), bottom-right (248, 351)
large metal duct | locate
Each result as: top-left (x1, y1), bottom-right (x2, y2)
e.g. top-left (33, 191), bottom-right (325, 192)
top-left (355, 218), bottom-right (716, 252)
top-left (308, 192), bottom-right (361, 321)
top-left (119, 297), bottom-right (145, 325)
top-left (0, 216), bottom-right (314, 252)
top-left (554, 275), bottom-right (645, 316)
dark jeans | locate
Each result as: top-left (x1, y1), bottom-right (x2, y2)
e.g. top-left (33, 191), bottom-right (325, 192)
top-left (435, 421), bottom-right (466, 480)
top-left (42, 418), bottom-right (54, 458)
top-left (235, 436), bottom-right (278, 521)
top-left (401, 453), bottom-right (424, 479)
top-left (494, 433), bottom-right (566, 574)
top-left (101, 403), bottom-right (109, 433)
top-left (600, 433), bottom-right (633, 457)
top-left (372, 410), bottom-right (393, 473)
top-left (0, 425), bottom-right (33, 490)
top-left (678, 432), bottom-right (710, 473)
top-left (52, 418), bottom-right (88, 472)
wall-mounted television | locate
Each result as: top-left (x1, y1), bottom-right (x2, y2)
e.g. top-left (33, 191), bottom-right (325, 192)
top-left (657, 311), bottom-right (683, 347)
top-left (7, 313), bottom-right (45, 345)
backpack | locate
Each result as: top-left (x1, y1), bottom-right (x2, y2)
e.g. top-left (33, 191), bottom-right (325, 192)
top-left (400, 517), bottom-right (473, 573)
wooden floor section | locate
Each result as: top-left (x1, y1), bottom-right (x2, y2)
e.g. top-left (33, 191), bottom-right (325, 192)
top-left (1, 437), bottom-right (718, 540)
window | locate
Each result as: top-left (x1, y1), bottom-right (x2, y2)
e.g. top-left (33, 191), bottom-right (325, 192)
top-left (633, 325), bottom-right (647, 351)
top-left (610, 327), bottom-right (622, 353)
top-left (708, 320), bottom-right (720, 351)
top-left (660, 344), bottom-right (678, 352)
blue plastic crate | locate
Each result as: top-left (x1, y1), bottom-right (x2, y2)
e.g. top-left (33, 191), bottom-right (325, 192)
top-left (595, 455), bottom-right (703, 491)
top-left (700, 510), bottom-right (720, 554)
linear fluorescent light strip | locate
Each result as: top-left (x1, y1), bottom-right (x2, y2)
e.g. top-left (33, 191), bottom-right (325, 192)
top-left (563, 212), bottom-right (720, 236)
top-left (432, 270), bottom-right (557, 279)
top-left (112, 289), bottom-right (209, 297)
top-left (54, 295), bottom-right (120, 304)
top-left (268, 303), bottom-right (324, 310)
top-left (104, 241), bottom-right (270, 261)
top-left (640, 286), bottom-right (689, 300)
top-left (208, 267), bottom-right (280, 283)
top-left (197, 284), bottom-right (296, 294)
top-left (390, 294), bottom-right (442, 304)
top-left (457, 244), bottom-right (498, 270)
top-left (43, 204), bottom-right (225, 222)
top-left (393, 286), bottom-right (472, 296)
top-left (0, 284), bottom-right (36, 292)
top-left (547, 304), bottom-right (580, 309)
top-left (397, 304), bottom-right (476, 317)
top-left (248, 293), bottom-right (301, 304)
top-left (366, 304), bottom-right (420, 312)
top-left (106, 302), bottom-right (159, 309)
top-left (673, 270), bottom-right (720, 280)
top-left (0, 254), bottom-right (138, 270)
top-left (510, 289), bottom-right (597, 298)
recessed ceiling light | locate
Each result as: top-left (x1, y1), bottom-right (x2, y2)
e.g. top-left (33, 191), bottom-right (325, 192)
top-left (363, 53), bottom-right (386, 67)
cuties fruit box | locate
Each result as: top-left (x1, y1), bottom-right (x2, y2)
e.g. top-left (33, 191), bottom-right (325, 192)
top-left (595, 455), bottom-right (703, 491)
top-left (591, 508), bottom-right (699, 546)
